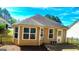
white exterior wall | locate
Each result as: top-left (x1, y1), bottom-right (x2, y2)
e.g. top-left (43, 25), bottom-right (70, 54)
top-left (67, 21), bottom-right (79, 39)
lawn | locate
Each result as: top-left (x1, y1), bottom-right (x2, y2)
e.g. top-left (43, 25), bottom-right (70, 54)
top-left (8, 29), bottom-right (14, 36)
top-left (67, 38), bottom-right (79, 45)
top-left (0, 29), bottom-right (14, 44)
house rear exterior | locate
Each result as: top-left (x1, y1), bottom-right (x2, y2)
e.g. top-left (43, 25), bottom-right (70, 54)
top-left (13, 14), bottom-right (67, 46)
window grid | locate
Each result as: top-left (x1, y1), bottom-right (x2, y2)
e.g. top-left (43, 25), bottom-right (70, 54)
top-left (49, 29), bottom-right (54, 38)
top-left (14, 27), bottom-right (18, 39)
top-left (23, 28), bottom-right (36, 40)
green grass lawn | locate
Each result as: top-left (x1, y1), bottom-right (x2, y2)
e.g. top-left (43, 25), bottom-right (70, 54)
top-left (8, 29), bottom-right (13, 36)
top-left (67, 38), bottom-right (79, 44)
top-left (0, 29), bottom-right (14, 44)
top-left (0, 35), bottom-right (14, 44)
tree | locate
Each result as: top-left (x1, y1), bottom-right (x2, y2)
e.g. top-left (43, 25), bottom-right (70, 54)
top-left (45, 14), bottom-right (62, 24)
top-left (0, 8), bottom-right (2, 17)
top-left (8, 18), bottom-right (16, 24)
top-left (0, 23), bottom-right (6, 30)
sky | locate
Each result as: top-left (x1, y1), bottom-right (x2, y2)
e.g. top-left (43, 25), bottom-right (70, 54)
top-left (5, 7), bottom-right (79, 26)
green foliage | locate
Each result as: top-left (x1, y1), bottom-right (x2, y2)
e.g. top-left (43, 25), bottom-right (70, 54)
top-left (0, 23), bottom-right (6, 30)
top-left (7, 29), bottom-right (11, 33)
top-left (8, 18), bottom-right (16, 24)
top-left (0, 8), bottom-right (16, 25)
top-left (45, 14), bottom-right (62, 24)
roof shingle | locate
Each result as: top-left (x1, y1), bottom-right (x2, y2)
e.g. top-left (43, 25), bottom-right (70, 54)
top-left (14, 14), bottom-right (66, 28)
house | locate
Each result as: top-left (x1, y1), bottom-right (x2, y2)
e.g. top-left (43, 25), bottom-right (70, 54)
top-left (0, 17), bottom-right (11, 30)
top-left (67, 20), bottom-right (79, 39)
top-left (13, 14), bottom-right (67, 46)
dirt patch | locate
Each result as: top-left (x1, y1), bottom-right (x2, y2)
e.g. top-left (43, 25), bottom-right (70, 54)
top-left (0, 45), bottom-right (20, 51)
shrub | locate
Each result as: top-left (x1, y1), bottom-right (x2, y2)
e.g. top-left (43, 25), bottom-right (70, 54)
top-left (0, 23), bottom-right (6, 30)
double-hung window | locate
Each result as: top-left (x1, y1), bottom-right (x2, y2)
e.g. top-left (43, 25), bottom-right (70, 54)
top-left (30, 28), bottom-right (36, 39)
top-left (24, 28), bottom-right (29, 39)
top-left (49, 29), bottom-right (53, 38)
top-left (14, 27), bottom-right (18, 38)
top-left (23, 28), bottom-right (36, 39)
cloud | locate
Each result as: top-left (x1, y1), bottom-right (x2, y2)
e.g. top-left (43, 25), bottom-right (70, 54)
top-left (12, 15), bottom-right (33, 20)
top-left (51, 7), bottom-right (62, 11)
top-left (58, 12), bottom-right (69, 16)
top-left (6, 8), bottom-right (23, 12)
top-left (74, 17), bottom-right (79, 19)
top-left (71, 19), bottom-right (76, 21)
top-left (70, 17), bottom-right (79, 22)
top-left (72, 10), bottom-right (79, 14)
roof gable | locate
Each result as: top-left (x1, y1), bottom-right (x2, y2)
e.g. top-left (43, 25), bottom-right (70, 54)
top-left (32, 14), bottom-right (63, 26)
top-left (15, 14), bottom-right (66, 28)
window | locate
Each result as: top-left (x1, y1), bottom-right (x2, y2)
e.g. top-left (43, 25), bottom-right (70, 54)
top-left (23, 28), bottom-right (29, 39)
top-left (14, 27), bottom-right (18, 38)
top-left (40, 29), bottom-right (44, 40)
top-left (49, 29), bottom-right (53, 33)
top-left (58, 31), bottom-right (61, 36)
top-left (24, 34), bottom-right (29, 39)
top-left (30, 28), bottom-right (36, 39)
top-left (30, 34), bottom-right (35, 39)
top-left (24, 28), bottom-right (29, 33)
top-left (23, 28), bottom-right (36, 39)
top-left (49, 29), bottom-right (53, 38)
top-left (31, 28), bottom-right (36, 33)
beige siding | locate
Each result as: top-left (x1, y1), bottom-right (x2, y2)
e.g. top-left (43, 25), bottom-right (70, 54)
top-left (13, 24), bottom-right (67, 46)
top-left (62, 29), bottom-right (67, 43)
top-left (43, 27), bottom-right (50, 44)
top-left (53, 28), bottom-right (57, 41)
top-left (19, 26), bottom-right (40, 46)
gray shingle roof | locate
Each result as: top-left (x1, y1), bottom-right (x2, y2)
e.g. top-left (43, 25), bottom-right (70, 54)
top-left (14, 14), bottom-right (66, 28)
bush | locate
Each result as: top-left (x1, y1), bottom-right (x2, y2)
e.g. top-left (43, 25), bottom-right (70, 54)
top-left (7, 29), bottom-right (11, 33)
top-left (0, 23), bottom-right (6, 30)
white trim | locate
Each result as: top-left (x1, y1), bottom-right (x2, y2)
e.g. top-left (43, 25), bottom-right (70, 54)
top-left (48, 28), bottom-right (54, 40)
top-left (22, 27), bottom-right (37, 40)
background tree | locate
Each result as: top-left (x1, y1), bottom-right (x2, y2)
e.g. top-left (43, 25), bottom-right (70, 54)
top-left (8, 18), bottom-right (16, 24)
top-left (45, 14), bottom-right (62, 24)
top-left (0, 23), bottom-right (6, 30)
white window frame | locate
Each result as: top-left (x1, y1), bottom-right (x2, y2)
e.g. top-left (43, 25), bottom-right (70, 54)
top-left (22, 27), bottom-right (37, 40)
top-left (23, 28), bottom-right (30, 40)
top-left (48, 28), bottom-right (54, 39)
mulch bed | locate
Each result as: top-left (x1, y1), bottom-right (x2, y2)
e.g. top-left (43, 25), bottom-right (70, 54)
top-left (20, 45), bottom-right (48, 51)
top-left (45, 43), bottom-right (78, 51)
